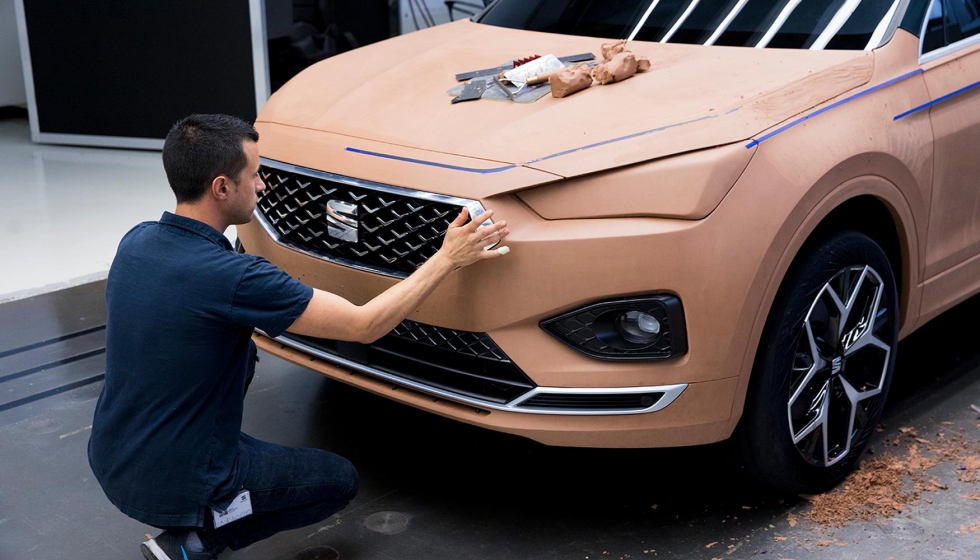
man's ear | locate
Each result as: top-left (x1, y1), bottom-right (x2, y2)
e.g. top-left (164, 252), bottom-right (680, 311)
top-left (211, 176), bottom-right (231, 200)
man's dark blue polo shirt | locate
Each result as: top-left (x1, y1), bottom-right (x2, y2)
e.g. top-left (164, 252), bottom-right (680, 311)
top-left (88, 212), bottom-right (313, 527)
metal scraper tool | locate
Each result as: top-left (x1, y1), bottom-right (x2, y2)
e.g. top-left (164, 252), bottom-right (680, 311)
top-left (491, 75), bottom-right (515, 101)
top-left (451, 80), bottom-right (489, 104)
top-left (455, 52), bottom-right (596, 82)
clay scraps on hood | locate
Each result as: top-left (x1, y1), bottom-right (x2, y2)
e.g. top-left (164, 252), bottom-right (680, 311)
top-left (549, 65), bottom-right (592, 98)
top-left (592, 40), bottom-right (651, 84)
top-left (551, 40), bottom-right (652, 97)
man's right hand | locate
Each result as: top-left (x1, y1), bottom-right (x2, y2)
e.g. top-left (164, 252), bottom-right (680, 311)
top-left (288, 207), bottom-right (512, 344)
top-left (438, 208), bottom-right (511, 268)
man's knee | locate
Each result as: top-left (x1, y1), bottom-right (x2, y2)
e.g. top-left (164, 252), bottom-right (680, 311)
top-left (336, 456), bottom-right (359, 503)
top-left (314, 451), bottom-right (358, 503)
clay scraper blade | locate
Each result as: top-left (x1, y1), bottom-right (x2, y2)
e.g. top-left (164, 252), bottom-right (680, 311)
top-left (451, 80), bottom-right (489, 104)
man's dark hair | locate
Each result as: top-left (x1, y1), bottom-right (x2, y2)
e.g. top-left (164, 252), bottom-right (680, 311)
top-left (162, 114), bottom-right (259, 203)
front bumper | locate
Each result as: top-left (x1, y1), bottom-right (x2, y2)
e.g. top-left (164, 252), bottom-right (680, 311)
top-left (238, 132), bottom-right (771, 447)
top-left (267, 329), bottom-right (687, 416)
top-left (240, 190), bottom-right (749, 446)
top-left (255, 332), bottom-right (739, 448)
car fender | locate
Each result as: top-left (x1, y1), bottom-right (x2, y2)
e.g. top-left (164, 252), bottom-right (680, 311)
top-left (724, 152), bottom-right (923, 432)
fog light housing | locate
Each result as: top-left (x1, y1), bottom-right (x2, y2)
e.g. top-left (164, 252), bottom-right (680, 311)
top-left (540, 295), bottom-right (686, 360)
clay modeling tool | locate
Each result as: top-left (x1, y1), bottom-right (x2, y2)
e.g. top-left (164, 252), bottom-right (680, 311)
top-left (526, 69), bottom-right (563, 86)
top-left (451, 79), bottom-right (489, 104)
top-left (492, 75), bottom-right (515, 101)
top-left (455, 52), bottom-right (596, 81)
top-left (512, 55), bottom-right (541, 67)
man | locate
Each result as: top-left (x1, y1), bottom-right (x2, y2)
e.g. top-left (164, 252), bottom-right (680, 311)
top-left (88, 114), bottom-right (510, 560)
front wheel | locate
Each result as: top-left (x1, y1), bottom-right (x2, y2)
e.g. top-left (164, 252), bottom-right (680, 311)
top-left (735, 230), bottom-right (899, 494)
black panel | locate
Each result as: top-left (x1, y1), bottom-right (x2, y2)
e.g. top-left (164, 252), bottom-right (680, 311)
top-left (633, 0), bottom-right (694, 42)
top-left (900, 0), bottom-right (933, 35)
top-left (283, 320), bottom-right (535, 405)
top-left (922, 0), bottom-right (946, 52)
top-left (518, 392), bottom-right (665, 410)
top-left (23, 0), bottom-right (257, 139)
top-left (478, 0), bottom-right (650, 39)
top-left (715, 0), bottom-right (790, 47)
top-left (540, 295), bottom-right (688, 361)
top-left (825, 0), bottom-right (895, 49)
top-left (767, 0), bottom-right (847, 48)
top-left (668, 0), bottom-right (743, 44)
top-left (945, 0), bottom-right (980, 43)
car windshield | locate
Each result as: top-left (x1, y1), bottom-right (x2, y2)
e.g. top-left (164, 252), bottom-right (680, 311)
top-left (478, 0), bottom-right (900, 50)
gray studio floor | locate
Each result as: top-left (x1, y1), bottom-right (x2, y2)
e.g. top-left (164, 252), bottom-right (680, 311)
top-left (2, 112), bottom-right (980, 560)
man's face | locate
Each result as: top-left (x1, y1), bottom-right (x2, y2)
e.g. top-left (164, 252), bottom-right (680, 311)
top-left (228, 141), bottom-right (264, 225)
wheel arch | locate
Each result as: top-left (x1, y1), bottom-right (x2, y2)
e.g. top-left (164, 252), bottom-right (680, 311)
top-left (726, 152), bottom-right (924, 433)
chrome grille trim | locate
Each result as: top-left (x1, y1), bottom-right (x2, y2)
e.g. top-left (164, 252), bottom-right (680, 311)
top-left (266, 331), bottom-right (688, 416)
top-left (254, 157), bottom-right (490, 278)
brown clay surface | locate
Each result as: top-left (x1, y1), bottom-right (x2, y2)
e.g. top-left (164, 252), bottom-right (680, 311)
top-left (242, 20), bottom-right (980, 450)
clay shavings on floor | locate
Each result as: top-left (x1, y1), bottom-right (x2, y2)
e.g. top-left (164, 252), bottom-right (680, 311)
top-left (800, 420), bottom-right (980, 527)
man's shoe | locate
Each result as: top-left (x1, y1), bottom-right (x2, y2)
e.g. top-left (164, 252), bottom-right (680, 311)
top-left (141, 530), bottom-right (216, 560)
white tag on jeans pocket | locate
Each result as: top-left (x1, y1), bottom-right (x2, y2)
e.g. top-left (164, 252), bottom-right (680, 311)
top-left (212, 490), bottom-right (252, 528)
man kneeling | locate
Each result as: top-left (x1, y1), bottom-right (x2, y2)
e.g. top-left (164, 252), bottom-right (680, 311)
top-left (87, 114), bottom-right (510, 559)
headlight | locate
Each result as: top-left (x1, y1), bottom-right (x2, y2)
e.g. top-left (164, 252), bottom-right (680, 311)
top-left (540, 295), bottom-right (687, 360)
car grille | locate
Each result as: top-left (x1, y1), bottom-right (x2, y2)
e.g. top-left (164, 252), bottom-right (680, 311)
top-left (256, 161), bottom-right (471, 277)
top-left (280, 319), bottom-right (535, 405)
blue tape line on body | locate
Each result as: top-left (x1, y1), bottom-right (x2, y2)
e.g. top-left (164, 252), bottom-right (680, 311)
top-left (894, 78), bottom-right (980, 120)
top-left (347, 114), bottom-right (720, 173)
top-left (744, 68), bottom-right (925, 149)
top-left (345, 147), bottom-right (517, 174)
top-left (525, 114), bottom-right (720, 165)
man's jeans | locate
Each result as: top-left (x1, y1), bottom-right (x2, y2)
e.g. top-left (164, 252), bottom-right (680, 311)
top-left (195, 433), bottom-right (359, 553)
top-left (160, 356), bottom-right (359, 554)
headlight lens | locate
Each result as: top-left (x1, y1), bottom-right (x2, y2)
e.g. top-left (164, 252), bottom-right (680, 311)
top-left (540, 295), bottom-right (686, 360)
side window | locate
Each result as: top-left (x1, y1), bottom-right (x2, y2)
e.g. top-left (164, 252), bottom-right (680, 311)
top-left (922, 0), bottom-right (946, 53)
top-left (945, 0), bottom-right (980, 42)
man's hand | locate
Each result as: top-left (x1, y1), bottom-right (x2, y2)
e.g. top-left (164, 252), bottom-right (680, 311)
top-left (439, 208), bottom-right (511, 268)
top-left (288, 207), bottom-right (512, 344)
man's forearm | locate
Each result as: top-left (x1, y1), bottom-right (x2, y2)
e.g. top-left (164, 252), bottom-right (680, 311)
top-left (356, 251), bottom-right (456, 342)
top-left (287, 208), bottom-right (508, 343)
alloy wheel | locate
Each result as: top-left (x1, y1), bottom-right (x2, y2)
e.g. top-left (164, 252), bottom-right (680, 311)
top-left (787, 265), bottom-right (892, 467)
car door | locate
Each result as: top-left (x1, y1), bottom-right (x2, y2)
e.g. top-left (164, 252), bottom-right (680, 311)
top-left (918, 0), bottom-right (980, 278)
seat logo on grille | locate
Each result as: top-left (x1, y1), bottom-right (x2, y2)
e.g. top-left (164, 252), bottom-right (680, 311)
top-left (326, 200), bottom-right (359, 243)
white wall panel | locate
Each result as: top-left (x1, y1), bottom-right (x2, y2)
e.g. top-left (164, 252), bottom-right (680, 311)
top-left (0, 0), bottom-right (27, 107)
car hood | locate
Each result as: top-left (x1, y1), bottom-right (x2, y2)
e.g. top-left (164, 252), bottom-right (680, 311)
top-left (258, 19), bottom-right (874, 179)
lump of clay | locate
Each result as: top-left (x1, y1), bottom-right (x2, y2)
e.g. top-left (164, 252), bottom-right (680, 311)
top-left (592, 52), bottom-right (638, 85)
top-left (600, 40), bottom-right (628, 62)
top-left (549, 64), bottom-right (593, 98)
top-left (600, 40), bottom-right (651, 74)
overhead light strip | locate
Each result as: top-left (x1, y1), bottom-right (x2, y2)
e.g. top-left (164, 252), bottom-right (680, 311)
top-left (704, 0), bottom-right (751, 45)
top-left (628, 0), bottom-right (663, 41)
top-left (662, 0), bottom-right (703, 42)
top-left (810, 0), bottom-right (865, 50)
top-left (756, 0), bottom-right (804, 48)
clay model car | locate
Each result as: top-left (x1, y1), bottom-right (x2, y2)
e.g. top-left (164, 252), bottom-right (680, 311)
top-left (238, 0), bottom-right (980, 492)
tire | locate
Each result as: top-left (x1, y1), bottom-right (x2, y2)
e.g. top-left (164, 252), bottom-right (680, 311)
top-left (735, 230), bottom-right (900, 494)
